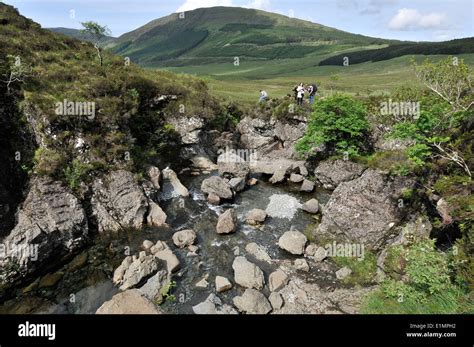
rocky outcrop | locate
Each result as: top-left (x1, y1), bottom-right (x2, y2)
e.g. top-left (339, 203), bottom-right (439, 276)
top-left (166, 116), bottom-right (204, 145)
top-left (319, 169), bottom-right (415, 250)
top-left (217, 152), bottom-right (250, 178)
top-left (0, 178), bottom-right (88, 284)
top-left (314, 159), bottom-right (366, 189)
top-left (96, 289), bottom-right (161, 314)
top-left (91, 170), bottom-right (149, 232)
top-left (201, 176), bottom-right (233, 200)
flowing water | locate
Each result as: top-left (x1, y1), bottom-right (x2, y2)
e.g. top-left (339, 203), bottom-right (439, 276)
top-left (0, 172), bottom-right (334, 314)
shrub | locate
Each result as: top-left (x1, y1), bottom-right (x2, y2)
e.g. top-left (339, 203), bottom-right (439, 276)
top-left (296, 94), bottom-right (370, 158)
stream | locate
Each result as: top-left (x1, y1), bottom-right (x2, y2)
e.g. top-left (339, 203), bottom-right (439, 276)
top-left (0, 172), bottom-right (335, 314)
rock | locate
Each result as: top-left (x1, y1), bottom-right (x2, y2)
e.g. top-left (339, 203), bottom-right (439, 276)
top-left (269, 269), bottom-right (289, 292)
top-left (138, 270), bottom-right (169, 303)
top-left (302, 199), bottom-right (319, 214)
top-left (201, 176), bottom-right (233, 200)
top-left (161, 168), bottom-right (189, 198)
top-left (188, 245), bottom-right (199, 253)
top-left (191, 155), bottom-right (217, 171)
top-left (216, 209), bottom-right (237, 234)
top-left (154, 249), bottom-right (180, 273)
top-left (207, 193), bottom-right (221, 205)
top-left (336, 266), bottom-right (352, 280)
top-left (146, 166), bottom-right (161, 190)
top-left (375, 138), bottom-right (415, 152)
top-left (314, 159), bottom-right (366, 189)
top-left (217, 152), bottom-right (250, 178)
top-left (300, 179), bottom-right (315, 192)
top-left (269, 292), bottom-right (283, 310)
top-left (246, 209), bottom-right (267, 225)
top-left (269, 167), bottom-right (288, 184)
top-left (172, 229), bottom-right (196, 248)
top-left (278, 231), bottom-right (308, 255)
top-left (96, 289), bottom-right (161, 314)
top-left (304, 244), bottom-right (318, 256)
top-left (142, 240), bottom-right (154, 251)
top-left (228, 177), bottom-right (246, 192)
top-left (215, 276), bottom-right (232, 293)
top-left (233, 288), bottom-right (272, 314)
top-left (113, 254), bottom-right (160, 290)
top-left (91, 170), bottom-right (148, 232)
top-left (68, 253), bottom-right (88, 272)
top-left (192, 293), bottom-right (238, 314)
top-left (436, 198), bottom-right (453, 225)
top-left (289, 173), bottom-right (304, 183)
top-left (232, 256), bottom-right (265, 289)
top-left (0, 178), bottom-right (88, 283)
top-left (38, 272), bottom-right (63, 288)
top-left (166, 116), bottom-right (204, 145)
top-left (313, 247), bottom-right (328, 262)
top-left (245, 242), bottom-right (272, 263)
top-left (146, 201), bottom-right (167, 227)
top-left (294, 259), bottom-right (310, 272)
top-left (195, 277), bottom-right (209, 288)
top-left (248, 178), bottom-right (258, 186)
top-left (319, 169), bottom-right (415, 250)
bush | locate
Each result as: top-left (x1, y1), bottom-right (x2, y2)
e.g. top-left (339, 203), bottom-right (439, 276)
top-left (363, 239), bottom-right (472, 313)
top-left (296, 94), bottom-right (370, 158)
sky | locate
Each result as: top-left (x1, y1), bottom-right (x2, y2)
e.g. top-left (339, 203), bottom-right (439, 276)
top-left (3, 0), bottom-right (473, 41)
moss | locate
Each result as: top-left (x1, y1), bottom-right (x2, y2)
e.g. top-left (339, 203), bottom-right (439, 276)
top-left (332, 250), bottom-right (377, 286)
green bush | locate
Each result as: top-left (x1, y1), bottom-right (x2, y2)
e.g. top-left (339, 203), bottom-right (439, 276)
top-left (296, 94), bottom-right (370, 158)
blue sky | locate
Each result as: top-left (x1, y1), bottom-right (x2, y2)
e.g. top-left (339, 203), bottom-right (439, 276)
top-left (3, 0), bottom-right (473, 41)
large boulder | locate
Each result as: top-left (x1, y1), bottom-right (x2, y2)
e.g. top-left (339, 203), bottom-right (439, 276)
top-left (232, 256), bottom-right (265, 290)
top-left (217, 152), bottom-right (250, 178)
top-left (91, 170), bottom-right (148, 232)
top-left (0, 178), bottom-right (88, 284)
top-left (233, 288), bottom-right (272, 314)
top-left (319, 169), bottom-right (416, 250)
top-left (160, 168), bottom-right (189, 199)
top-left (113, 253), bottom-right (160, 290)
top-left (278, 231), bottom-right (308, 255)
top-left (96, 289), bottom-right (161, 314)
top-left (201, 176), bottom-right (233, 200)
top-left (216, 209), bottom-right (237, 234)
top-left (314, 159), bottom-right (366, 189)
top-left (172, 229), bottom-right (196, 248)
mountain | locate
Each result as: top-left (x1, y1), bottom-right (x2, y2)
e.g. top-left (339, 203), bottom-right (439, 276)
top-left (108, 6), bottom-right (399, 67)
top-left (48, 27), bottom-right (116, 45)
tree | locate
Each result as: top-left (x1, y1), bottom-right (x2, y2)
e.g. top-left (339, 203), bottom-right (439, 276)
top-left (1, 55), bottom-right (32, 93)
top-left (81, 21), bottom-right (111, 66)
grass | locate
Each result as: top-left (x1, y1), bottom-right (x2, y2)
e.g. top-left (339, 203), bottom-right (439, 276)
top-left (333, 251), bottom-right (377, 286)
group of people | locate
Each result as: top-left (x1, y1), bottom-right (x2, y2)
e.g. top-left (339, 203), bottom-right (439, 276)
top-left (259, 82), bottom-right (318, 105)
top-left (293, 82), bottom-right (318, 105)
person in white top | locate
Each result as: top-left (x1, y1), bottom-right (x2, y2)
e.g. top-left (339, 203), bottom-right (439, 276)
top-left (259, 90), bottom-right (268, 103)
top-left (296, 83), bottom-right (305, 105)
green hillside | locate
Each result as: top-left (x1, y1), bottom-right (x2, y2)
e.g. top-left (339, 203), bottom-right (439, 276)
top-left (109, 6), bottom-right (396, 67)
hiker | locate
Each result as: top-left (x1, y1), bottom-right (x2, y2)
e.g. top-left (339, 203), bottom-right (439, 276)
top-left (296, 83), bottom-right (305, 105)
top-left (308, 83), bottom-right (318, 104)
top-left (292, 85), bottom-right (299, 101)
top-left (259, 90), bottom-right (268, 103)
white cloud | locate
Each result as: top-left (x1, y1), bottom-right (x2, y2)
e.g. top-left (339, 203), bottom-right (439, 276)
top-left (245, 0), bottom-right (271, 10)
top-left (176, 0), bottom-right (234, 13)
top-left (389, 8), bottom-right (446, 31)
